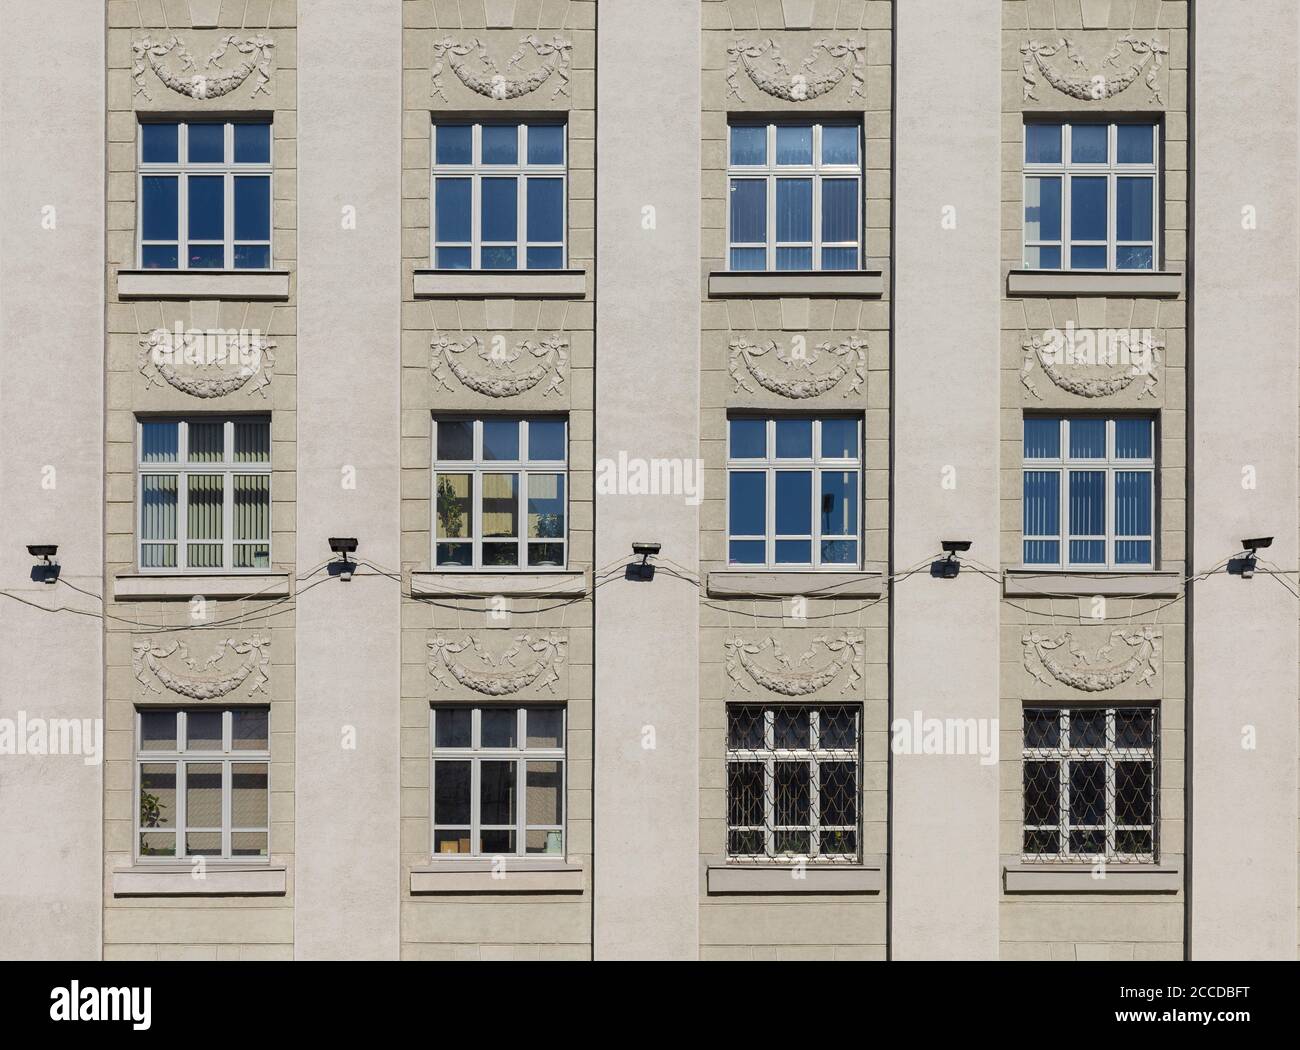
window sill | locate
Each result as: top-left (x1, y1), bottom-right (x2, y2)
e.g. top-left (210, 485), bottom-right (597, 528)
top-left (1006, 269), bottom-right (1182, 298)
top-left (706, 861), bottom-right (884, 895)
top-left (410, 858), bottom-right (584, 894)
top-left (410, 570), bottom-right (588, 598)
top-left (113, 572), bottom-right (292, 601)
top-left (116, 268), bottom-right (292, 300)
top-left (1002, 569), bottom-right (1182, 598)
top-left (412, 268), bottom-right (587, 299)
top-left (707, 270), bottom-right (884, 298)
top-left (1003, 863), bottom-right (1181, 894)
top-left (706, 570), bottom-right (883, 598)
top-left (112, 863), bottom-right (286, 897)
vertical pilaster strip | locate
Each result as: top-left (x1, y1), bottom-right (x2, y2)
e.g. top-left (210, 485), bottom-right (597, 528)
top-left (295, 0), bottom-right (403, 959)
top-left (1189, 0), bottom-right (1300, 959)
top-left (891, 0), bottom-right (1002, 959)
top-left (0, 0), bottom-right (105, 961)
top-left (593, 0), bottom-right (702, 959)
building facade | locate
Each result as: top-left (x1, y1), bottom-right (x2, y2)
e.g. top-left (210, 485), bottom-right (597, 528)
top-left (0, 0), bottom-right (1296, 961)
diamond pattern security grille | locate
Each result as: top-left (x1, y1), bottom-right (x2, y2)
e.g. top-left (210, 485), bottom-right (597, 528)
top-left (726, 704), bottom-right (860, 864)
top-left (1022, 705), bottom-right (1157, 863)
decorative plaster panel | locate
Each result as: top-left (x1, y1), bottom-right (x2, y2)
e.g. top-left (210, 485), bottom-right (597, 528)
top-left (729, 336), bottom-right (866, 400)
top-left (428, 632), bottom-right (568, 697)
top-left (132, 34), bottom-right (275, 101)
top-left (1020, 329), bottom-right (1163, 402)
top-left (1021, 626), bottom-right (1162, 695)
top-left (1020, 36), bottom-right (1168, 105)
top-left (431, 334), bottom-right (567, 399)
top-left (431, 35), bottom-right (572, 102)
top-left (726, 37), bottom-right (867, 102)
top-left (138, 328), bottom-right (276, 400)
top-left (132, 634), bottom-right (271, 700)
top-left (724, 632), bottom-right (864, 697)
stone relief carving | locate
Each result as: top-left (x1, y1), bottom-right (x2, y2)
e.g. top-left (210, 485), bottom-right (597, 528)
top-left (1020, 330), bottom-right (1162, 401)
top-left (133, 635), bottom-right (271, 699)
top-left (132, 35), bottom-right (275, 101)
top-left (726, 38), bottom-right (866, 102)
top-left (1022, 627), bottom-right (1161, 692)
top-left (139, 328), bottom-right (276, 399)
top-left (1021, 36), bottom-right (1168, 104)
top-left (730, 337), bottom-right (866, 399)
top-left (428, 633), bottom-right (567, 696)
top-left (431, 334), bottom-right (567, 399)
top-left (725, 633), bottom-right (864, 696)
top-left (431, 35), bottom-right (571, 101)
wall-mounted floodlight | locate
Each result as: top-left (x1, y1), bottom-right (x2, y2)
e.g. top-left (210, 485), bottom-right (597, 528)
top-left (27, 544), bottom-right (58, 584)
top-left (935, 540), bottom-right (970, 579)
top-left (328, 537), bottom-right (358, 581)
top-left (1239, 536), bottom-right (1273, 580)
top-left (631, 541), bottom-right (660, 580)
top-left (941, 540), bottom-right (971, 556)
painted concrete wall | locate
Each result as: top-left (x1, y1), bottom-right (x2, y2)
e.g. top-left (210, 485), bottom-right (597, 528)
top-left (1189, 0), bottom-right (1299, 960)
top-left (891, 0), bottom-right (1003, 960)
top-left (0, 0), bottom-right (105, 962)
top-left (593, 0), bottom-right (701, 960)
top-left (294, 0), bottom-right (402, 959)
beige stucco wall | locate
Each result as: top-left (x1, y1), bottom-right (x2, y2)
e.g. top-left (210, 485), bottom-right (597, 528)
top-left (0, 0), bottom-right (106, 961)
top-left (997, 0), bottom-right (1188, 962)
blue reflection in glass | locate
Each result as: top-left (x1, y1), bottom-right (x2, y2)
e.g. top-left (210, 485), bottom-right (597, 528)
top-left (776, 179), bottom-right (812, 241)
top-left (483, 419), bottom-right (520, 461)
top-left (1069, 470), bottom-right (1106, 536)
top-left (234, 245), bottom-right (269, 269)
top-left (820, 418), bottom-right (857, 459)
top-left (1025, 123), bottom-right (1062, 163)
top-left (775, 419), bottom-right (813, 458)
top-left (729, 472), bottom-right (766, 535)
top-left (526, 247), bottom-right (562, 268)
top-left (1071, 177), bottom-right (1107, 240)
top-left (141, 176), bottom-right (178, 240)
top-left (528, 418), bottom-right (566, 461)
top-left (142, 123), bottom-right (178, 163)
top-left (1025, 177), bottom-right (1061, 241)
top-left (526, 124), bottom-right (564, 164)
top-left (730, 247), bottom-right (765, 270)
top-left (1116, 177), bottom-right (1153, 240)
top-left (187, 176), bottom-right (223, 240)
top-left (1024, 540), bottom-right (1060, 565)
top-left (1068, 418), bottom-right (1106, 458)
top-left (729, 180), bottom-right (766, 243)
top-left (1115, 418), bottom-right (1152, 459)
top-left (822, 247), bottom-right (857, 270)
top-left (1117, 246), bottom-right (1153, 270)
top-left (730, 540), bottom-right (765, 564)
top-left (1071, 124), bottom-right (1108, 163)
top-left (820, 471), bottom-right (857, 535)
top-left (1117, 124), bottom-right (1154, 164)
top-left (435, 124), bottom-right (472, 164)
top-left (730, 125), bottom-right (766, 165)
top-left (775, 125), bottom-right (813, 165)
top-left (481, 177), bottom-right (518, 242)
top-left (482, 124), bottom-right (519, 164)
top-left (1023, 470), bottom-right (1060, 539)
top-left (775, 472), bottom-right (812, 535)
top-left (776, 247), bottom-right (812, 270)
top-left (188, 122), bottom-right (225, 163)
top-left (437, 246), bottom-right (471, 268)
top-left (1115, 470), bottom-right (1152, 536)
top-left (435, 178), bottom-right (471, 242)
top-left (233, 123), bottom-right (270, 163)
top-left (1023, 417), bottom-right (1060, 458)
top-left (730, 418), bottom-right (766, 459)
top-left (821, 125), bottom-right (858, 165)
top-left (821, 179), bottom-right (858, 243)
top-left (775, 540), bottom-right (812, 564)
top-left (234, 176), bottom-right (269, 241)
top-left (526, 178), bottom-right (563, 242)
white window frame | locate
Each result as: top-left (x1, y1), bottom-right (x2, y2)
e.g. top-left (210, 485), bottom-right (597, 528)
top-left (726, 415), bottom-right (862, 571)
top-left (137, 119), bottom-right (273, 270)
top-left (1022, 415), bottom-right (1155, 571)
top-left (1023, 120), bottom-right (1160, 272)
top-left (725, 703), bottom-right (861, 864)
top-left (431, 121), bottom-right (568, 270)
top-left (134, 707), bottom-right (271, 864)
top-left (432, 415), bottom-right (568, 571)
top-left (429, 704), bottom-right (566, 859)
top-left (1022, 705), bottom-right (1157, 863)
top-left (726, 120), bottom-right (863, 272)
top-left (136, 415), bottom-right (272, 574)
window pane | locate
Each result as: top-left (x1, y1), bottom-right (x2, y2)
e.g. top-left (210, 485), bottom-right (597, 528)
top-left (526, 246), bottom-right (562, 269)
top-left (435, 829), bottom-right (471, 854)
top-left (188, 175), bottom-right (224, 241)
top-left (1023, 417), bottom-right (1060, 458)
top-left (1116, 540), bottom-right (1152, 565)
top-left (1071, 244), bottom-right (1106, 269)
top-left (820, 418), bottom-right (857, 459)
top-left (528, 418), bottom-right (565, 460)
top-left (1023, 470), bottom-right (1060, 539)
top-left (188, 420), bottom-right (224, 462)
top-left (187, 475), bottom-right (225, 567)
top-left (821, 179), bottom-right (858, 243)
top-left (1115, 418), bottom-right (1152, 459)
top-left (1116, 177), bottom-right (1153, 241)
top-left (185, 762), bottom-right (223, 828)
top-left (141, 122), bottom-right (178, 163)
top-left (775, 418), bottom-right (813, 458)
top-left (233, 420), bottom-right (270, 463)
top-left (186, 710), bottom-right (223, 750)
top-left (774, 471), bottom-right (812, 535)
top-left (434, 178), bottom-right (471, 242)
top-left (775, 125), bottom-right (812, 165)
top-left (774, 761), bottom-right (810, 826)
top-left (1024, 708), bottom-right (1060, 748)
top-left (730, 247), bottom-right (765, 270)
top-left (482, 418), bottom-right (520, 460)
top-left (775, 539), bottom-right (811, 563)
top-left (140, 475), bottom-right (178, 567)
top-left (1069, 761), bottom-right (1105, 830)
top-left (141, 176), bottom-right (178, 241)
top-left (139, 763), bottom-right (176, 829)
top-left (1024, 539), bottom-right (1060, 565)
top-left (730, 124), bottom-right (766, 165)
top-left (481, 708), bottom-right (517, 748)
top-left (481, 177), bottom-right (517, 242)
top-left (1117, 245), bottom-right (1154, 270)
top-left (482, 541), bottom-right (518, 567)
top-left (1070, 176), bottom-right (1107, 241)
top-left (776, 246), bottom-right (811, 270)
top-left (1069, 470), bottom-right (1106, 537)
top-left (232, 709), bottom-right (268, 751)
top-left (729, 472), bottom-right (765, 535)
top-left (775, 178), bottom-right (812, 241)
top-left (1024, 123), bottom-right (1062, 163)
top-left (188, 122), bottom-right (225, 163)
top-left (233, 122), bottom-right (270, 163)
top-left (1025, 245), bottom-right (1061, 270)
top-left (140, 710), bottom-right (178, 750)
top-left (231, 763), bottom-right (268, 827)
top-left (1117, 124), bottom-right (1155, 164)
top-left (525, 761), bottom-right (562, 826)
top-left (188, 244), bottom-right (224, 268)
top-left (729, 539), bottom-right (765, 564)
top-left (1068, 418), bottom-right (1106, 458)
top-left (1115, 471), bottom-right (1152, 536)
top-left (482, 474), bottom-right (518, 537)
top-left (526, 708), bottom-right (563, 748)
top-left (479, 760), bottom-right (517, 826)
top-left (482, 124), bottom-right (519, 165)
top-left (434, 708), bottom-right (472, 749)
top-left (1117, 708), bottom-right (1155, 748)
top-left (526, 178), bottom-right (563, 242)
top-left (774, 707), bottom-right (810, 748)
top-left (436, 419), bottom-right (473, 460)
top-left (822, 246), bottom-right (857, 270)
top-left (729, 180), bottom-right (766, 243)
top-left (820, 471), bottom-right (858, 536)
top-left (233, 476), bottom-right (270, 567)
top-left (527, 474), bottom-right (564, 539)
top-left (234, 245), bottom-right (269, 269)
top-left (434, 760), bottom-right (471, 824)
top-left (1070, 124), bottom-right (1108, 163)
top-left (1024, 177), bottom-right (1061, 241)
top-left (821, 125), bottom-right (858, 165)
top-left (234, 176), bottom-right (270, 242)
top-left (142, 420), bottom-right (179, 462)
top-left (141, 245), bottom-right (178, 269)
top-left (232, 832), bottom-right (268, 857)
top-left (435, 123), bottom-right (472, 164)
top-left (526, 123), bottom-right (564, 164)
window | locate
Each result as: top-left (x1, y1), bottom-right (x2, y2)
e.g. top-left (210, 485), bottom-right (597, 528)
top-left (138, 119), bottom-right (272, 269)
top-left (727, 415), bottom-right (861, 569)
top-left (727, 121), bottom-right (862, 271)
top-left (433, 416), bottom-right (567, 569)
top-left (432, 121), bottom-right (566, 270)
top-left (136, 708), bottom-right (270, 860)
top-left (1022, 415), bottom-right (1154, 569)
top-left (137, 416), bottom-right (271, 572)
top-left (726, 704), bottom-right (860, 863)
top-left (1023, 121), bottom-right (1158, 271)
top-left (431, 705), bottom-right (565, 857)
top-left (1023, 706), bottom-right (1156, 862)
